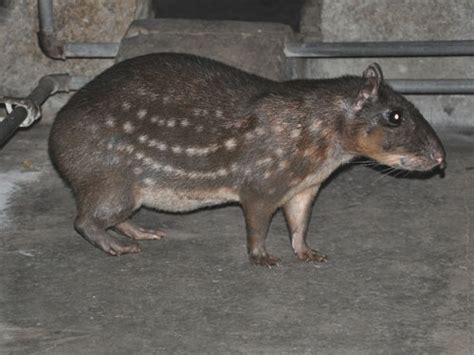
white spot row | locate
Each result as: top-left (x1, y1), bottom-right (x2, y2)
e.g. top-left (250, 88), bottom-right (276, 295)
top-left (193, 108), bottom-right (209, 116)
top-left (149, 117), bottom-right (193, 129)
top-left (146, 139), bottom-right (221, 156)
top-left (130, 152), bottom-right (234, 180)
top-left (148, 139), bottom-right (167, 151)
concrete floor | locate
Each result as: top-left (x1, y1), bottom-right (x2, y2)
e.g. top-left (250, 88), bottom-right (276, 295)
top-left (0, 125), bottom-right (472, 354)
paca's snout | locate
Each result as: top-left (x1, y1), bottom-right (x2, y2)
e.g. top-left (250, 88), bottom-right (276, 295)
top-left (399, 141), bottom-right (446, 172)
top-left (427, 132), bottom-right (446, 170)
top-left (413, 119), bottom-right (447, 171)
top-left (431, 150), bottom-right (446, 170)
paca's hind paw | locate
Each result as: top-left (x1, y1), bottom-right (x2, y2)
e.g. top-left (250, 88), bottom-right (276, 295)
top-left (103, 240), bottom-right (141, 256)
top-left (131, 227), bottom-right (165, 240)
top-left (75, 217), bottom-right (142, 256)
top-left (249, 253), bottom-right (281, 267)
top-left (115, 221), bottom-right (165, 240)
top-left (296, 249), bottom-right (328, 263)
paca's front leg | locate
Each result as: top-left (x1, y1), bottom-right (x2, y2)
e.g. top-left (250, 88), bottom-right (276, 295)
top-left (283, 185), bottom-right (327, 262)
top-left (242, 200), bottom-right (280, 267)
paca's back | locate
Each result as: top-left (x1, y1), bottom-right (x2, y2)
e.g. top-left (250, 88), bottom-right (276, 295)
top-left (49, 53), bottom-right (273, 192)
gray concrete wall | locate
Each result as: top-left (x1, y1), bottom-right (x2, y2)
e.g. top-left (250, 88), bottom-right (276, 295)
top-left (1, 0), bottom-right (472, 128)
top-left (0, 0), bottom-right (136, 120)
top-left (300, 0), bottom-right (474, 128)
top-left (117, 19), bottom-right (294, 80)
top-left (1, 1), bottom-right (293, 124)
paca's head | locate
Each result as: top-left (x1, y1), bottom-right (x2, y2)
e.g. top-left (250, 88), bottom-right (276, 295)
top-left (345, 63), bottom-right (445, 171)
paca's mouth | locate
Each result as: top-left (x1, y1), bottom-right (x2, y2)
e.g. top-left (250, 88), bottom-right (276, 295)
top-left (399, 154), bottom-right (446, 171)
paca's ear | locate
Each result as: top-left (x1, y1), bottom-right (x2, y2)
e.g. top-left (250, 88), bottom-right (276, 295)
top-left (355, 63), bottom-right (384, 111)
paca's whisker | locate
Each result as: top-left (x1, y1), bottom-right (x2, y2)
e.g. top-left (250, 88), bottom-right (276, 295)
top-left (371, 167), bottom-right (396, 185)
top-left (393, 169), bottom-right (405, 178)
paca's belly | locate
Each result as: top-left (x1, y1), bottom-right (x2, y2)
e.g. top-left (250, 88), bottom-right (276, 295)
top-left (139, 186), bottom-right (240, 212)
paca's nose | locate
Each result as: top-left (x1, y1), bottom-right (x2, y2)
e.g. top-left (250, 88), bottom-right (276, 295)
top-left (431, 151), bottom-right (446, 170)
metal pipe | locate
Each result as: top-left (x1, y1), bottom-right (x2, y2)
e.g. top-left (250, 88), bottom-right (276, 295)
top-left (0, 76), bottom-right (57, 146)
top-left (285, 40), bottom-right (474, 58)
top-left (69, 76), bottom-right (92, 91)
top-left (387, 79), bottom-right (474, 95)
top-left (37, 0), bottom-right (119, 59)
top-left (0, 107), bottom-right (29, 147)
top-left (0, 74), bottom-right (93, 147)
top-left (37, 0), bottom-right (54, 33)
top-left (28, 76), bottom-right (58, 105)
top-left (37, 0), bottom-right (64, 59)
top-left (64, 43), bottom-right (120, 58)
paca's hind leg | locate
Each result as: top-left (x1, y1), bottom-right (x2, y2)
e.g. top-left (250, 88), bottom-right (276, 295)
top-left (73, 178), bottom-right (141, 256)
top-left (114, 220), bottom-right (165, 240)
top-left (75, 217), bottom-right (141, 256)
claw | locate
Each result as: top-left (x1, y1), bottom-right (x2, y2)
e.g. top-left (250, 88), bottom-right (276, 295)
top-left (249, 253), bottom-right (281, 267)
top-left (104, 241), bottom-right (141, 256)
top-left (296, 249), bottom-right (328, 263)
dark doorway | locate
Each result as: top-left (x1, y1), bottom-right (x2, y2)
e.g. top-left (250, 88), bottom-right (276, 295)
top-left (152, 0), bottom-right (305, 32)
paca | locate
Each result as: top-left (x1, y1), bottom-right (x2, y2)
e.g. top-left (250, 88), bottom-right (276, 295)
top-left (49, 53), bottom-right (445, 266)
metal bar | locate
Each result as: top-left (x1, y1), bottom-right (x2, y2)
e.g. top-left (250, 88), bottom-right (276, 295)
top-left (70, 76), bottom-right (92, 91)
top-left (387, 79), bottom-right (474, 95)
top-left (64, 43), bottom-right (120, 58)
top-left (33, 77), bottom-right (474, 95)
top-left (285, 40), bottom-right (474, 58)
top-left (29, 76), bottom-right (58, 105)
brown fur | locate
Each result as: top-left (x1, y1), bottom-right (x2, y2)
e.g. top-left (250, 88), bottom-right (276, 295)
top-left (49, 54), bottom-right (445, 265)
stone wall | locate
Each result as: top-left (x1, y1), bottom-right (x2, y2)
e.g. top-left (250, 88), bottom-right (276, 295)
top-left (1, 0), bottom-right (472, 127)
top-left (0, 0), bottom-right (137, 119)
top-left (300, 0), bottom-right (474, 127)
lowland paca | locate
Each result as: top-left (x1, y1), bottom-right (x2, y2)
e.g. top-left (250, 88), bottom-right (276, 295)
top-left (49, 53), bottom-right (446, 266)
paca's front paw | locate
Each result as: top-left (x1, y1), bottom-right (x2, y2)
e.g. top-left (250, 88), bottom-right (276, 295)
top-left (249, 253), bottom-right (281, 267)
top-left (296, 249), bottom-right (328, 263)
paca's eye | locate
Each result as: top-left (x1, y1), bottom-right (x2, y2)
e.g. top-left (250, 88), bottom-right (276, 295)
top-left (387, 110), bottom-right (402, 126)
